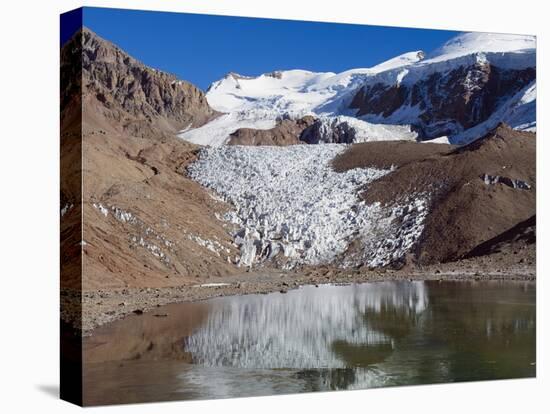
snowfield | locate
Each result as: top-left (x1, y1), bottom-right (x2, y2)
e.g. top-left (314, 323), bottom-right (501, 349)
top-left (188, 144), bottom-right (429, 269)
top-left (428, 32), bottom-right (535, 62)
top-left (179, 52), bottom-right (426, 146)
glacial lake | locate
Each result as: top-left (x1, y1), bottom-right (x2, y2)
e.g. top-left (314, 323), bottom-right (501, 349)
top-left (83, 280), bottom-right (536, 405)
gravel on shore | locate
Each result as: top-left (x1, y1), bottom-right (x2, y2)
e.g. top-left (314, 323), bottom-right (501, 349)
top-left (62, 254), bottom-right (535, 335)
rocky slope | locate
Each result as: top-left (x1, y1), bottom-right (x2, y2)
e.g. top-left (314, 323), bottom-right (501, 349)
top-left (464, 215), bottom-right (535, 259)
top-left (61, 28), bottom-right (238, 290)
top-left (334, 124), bottom-right (535, 265)
top-left (79, 27), bottom-right (218, 138)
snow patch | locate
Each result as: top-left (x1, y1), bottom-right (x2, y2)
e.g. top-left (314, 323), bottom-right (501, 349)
top-left (429, 32), bottom-right (535, 61)
top-left (187, 234), bottom-right (230, 256)
top-left (93, 203), bottom-right (175, 264)
top-left (130, 235), bottom-right (170, 264)
top-left (93, 203), bottom-right (109, 217)
top-left (61, 203), bottom-right (73, 217)
top-left (193, 283), bottom-right (231, 288)
top-left (481, 174), bottom-right (531, 190)
top-left (180, 112), bottom-right (277, 147)
top-left (422, 136), bottom-right (450, 144)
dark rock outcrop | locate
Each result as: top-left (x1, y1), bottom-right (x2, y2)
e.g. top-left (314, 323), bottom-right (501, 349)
top-left (228, 116), bottom-right (316, 146)
top-left (350, 63), bottom-right (535, 139)
top-left (464, 215), bottom-right (535, 259)
top-left (301, 118), bottom-right (363, 144)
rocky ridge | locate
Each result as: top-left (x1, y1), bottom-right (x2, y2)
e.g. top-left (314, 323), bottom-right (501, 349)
top-left (79, 27), bottom-right (218, 138)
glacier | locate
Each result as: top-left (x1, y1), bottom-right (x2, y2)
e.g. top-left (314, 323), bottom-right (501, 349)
top-left (187, 144), bottom-right (429, 269)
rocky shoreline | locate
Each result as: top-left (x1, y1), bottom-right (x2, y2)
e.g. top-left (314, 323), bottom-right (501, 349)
top-left (63, 250), bottom-right (535, 335)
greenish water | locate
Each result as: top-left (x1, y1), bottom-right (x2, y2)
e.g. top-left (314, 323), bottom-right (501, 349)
top-left (83, 280), bottom-right (535, 405)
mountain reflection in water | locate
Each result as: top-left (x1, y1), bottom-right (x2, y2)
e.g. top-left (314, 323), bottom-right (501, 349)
top-left (184, 282), bottom-right (427, 369)
top-left (83, 280), bottom-right (535, 405)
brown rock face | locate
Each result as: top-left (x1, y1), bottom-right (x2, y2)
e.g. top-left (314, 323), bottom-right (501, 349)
top-left (69, 28), bottom-right (219, 139)
top-left (228, 116), bottom-right (316, 146)
top-left (350, 63), bottom-right (535, 138)
top-left (228, 115), bottom-right (376, 146)
top-left (61, 29), bottom-right (238, 291)
top-left (350, 83), bottom-right (408, 119)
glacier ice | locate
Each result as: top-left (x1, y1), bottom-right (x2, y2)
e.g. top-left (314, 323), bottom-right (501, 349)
top-left (188, 144), bottom-right (429, 269)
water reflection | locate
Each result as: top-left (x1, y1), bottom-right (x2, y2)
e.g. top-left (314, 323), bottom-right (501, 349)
top-left (185, 282), bottom-right (427, 369)
top-left (83, 280), bottom-right (535, 405)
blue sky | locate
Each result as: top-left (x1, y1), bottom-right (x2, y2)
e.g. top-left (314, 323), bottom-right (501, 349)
top-left (64, 7), bottom-right (460, 90)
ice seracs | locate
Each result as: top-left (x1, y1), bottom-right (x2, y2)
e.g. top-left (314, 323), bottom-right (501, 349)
top-left (302, 115), bottom-right (418, 144)
top-left (188, 144), bottom-right (429, 269)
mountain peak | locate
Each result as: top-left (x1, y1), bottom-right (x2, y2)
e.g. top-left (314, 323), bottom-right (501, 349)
top-left (430, 32), bottom-right (535, 60)
top-left (61, 26), bottom-right (218, 138)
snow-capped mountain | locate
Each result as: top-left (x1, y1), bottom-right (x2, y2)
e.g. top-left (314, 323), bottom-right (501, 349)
top-left (179, 32), bottom-right (535, 146)
top-left (350, 32), bottom-right (536, 143)
top-left (63, 28), bottom-right (535, 278)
